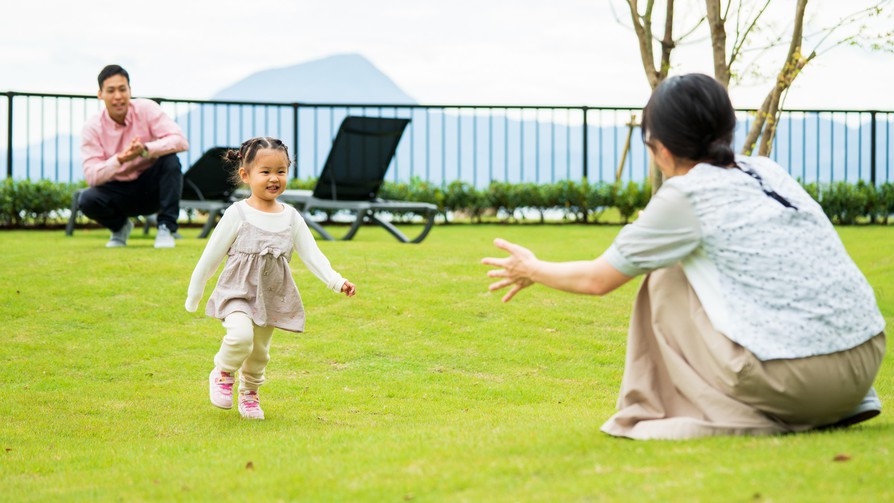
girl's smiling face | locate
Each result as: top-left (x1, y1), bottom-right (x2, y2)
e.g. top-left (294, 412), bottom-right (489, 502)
top-left (240, 148), bottom-right (289, 210)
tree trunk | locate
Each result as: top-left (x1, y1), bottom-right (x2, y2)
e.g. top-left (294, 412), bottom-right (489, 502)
top-left (705, 0), bottom-right (730, 87)
top-left (625, 0), bottom-right (676, 193)
top-left (742, 0), bottom-right (811, 157)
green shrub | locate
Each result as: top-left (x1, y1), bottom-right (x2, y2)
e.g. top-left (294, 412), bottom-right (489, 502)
top-left (381, 177), bottom-right (445, 222)
top-left (1, 176), bottom-right (888, 229)
top-left (819, 182), bottom-right (869, 225)
top-left (862, 181), bottom-right (893, 224)
top-left (552, 180), bottom-right (589, 223)
top-left (442, 181), bottom-right (489, 223)
top-left (513, 183), bottom-right (547, 223)
top-left (879, 183), bottom-right (894, 224)
top-left (408, 177), bottom-right (444, 212)
top-left (0, 178), bottom-right (20, 226)
top-left (287, 176), bottom-right (317, 191)
top-left (0, 179), bottom-right (76, 227)
top-left (587, 182), bottom-right (616, 223)
top-left (801, 182), bottom-right (820, 203)
top-left (487, 181), bottom-right (524, 222)
top-left (613, 181), bottom-right (651, 224)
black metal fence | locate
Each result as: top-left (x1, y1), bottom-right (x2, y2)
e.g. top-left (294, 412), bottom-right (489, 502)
top-left (3, 91), bottom-right (892, 186)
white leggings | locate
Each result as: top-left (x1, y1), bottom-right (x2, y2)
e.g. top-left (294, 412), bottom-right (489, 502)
top-left (214, 312), bottom-right (274, 392)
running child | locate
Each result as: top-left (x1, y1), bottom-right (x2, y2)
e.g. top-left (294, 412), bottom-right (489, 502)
top-left (186, 136), bottom-right (356, 419)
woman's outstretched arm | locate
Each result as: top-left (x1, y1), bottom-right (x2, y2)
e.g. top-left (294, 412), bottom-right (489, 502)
top-left (481, 238), bottom-right (633, 302)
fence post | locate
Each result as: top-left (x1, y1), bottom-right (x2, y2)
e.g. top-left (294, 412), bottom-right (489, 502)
top-left (6, 92), bottom-right (13, 178)
top-left (582, 106), bottom-right (589, 181)
top-left (870, 111), bottom-right (877, 185)
top-left (292, 103), bottom-right (299, 179)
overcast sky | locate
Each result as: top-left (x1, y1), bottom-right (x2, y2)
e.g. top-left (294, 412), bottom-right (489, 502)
top-left (2, 0), bottom-right (892, 110)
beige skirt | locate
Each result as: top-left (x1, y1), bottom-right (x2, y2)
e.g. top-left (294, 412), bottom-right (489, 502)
top-left (601, 265), bottom-right (885, 440)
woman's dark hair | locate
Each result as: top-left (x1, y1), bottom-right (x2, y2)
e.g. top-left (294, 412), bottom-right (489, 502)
top-left (98, 65), bottom-right (130, 90)
top-left (641, 73), bottom-right (737, 167)
top-left (224, 137), bottom-right (291, 185)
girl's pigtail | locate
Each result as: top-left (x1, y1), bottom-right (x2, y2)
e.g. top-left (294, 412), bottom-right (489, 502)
top-left (224, 149), bottom-right (245, 186)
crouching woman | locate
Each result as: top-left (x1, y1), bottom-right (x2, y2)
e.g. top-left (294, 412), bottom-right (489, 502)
top-left (482, 73), bottom-right (885, 440)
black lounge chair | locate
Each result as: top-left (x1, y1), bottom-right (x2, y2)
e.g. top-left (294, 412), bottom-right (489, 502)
top-left (273, 116), bottom-right (437, 244)
top-left (66, 146), bottom-right (238, 238)
top-left (178, 146), bottom-right (239, 238)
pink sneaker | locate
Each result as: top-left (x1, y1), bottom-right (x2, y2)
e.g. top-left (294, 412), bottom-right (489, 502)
top-left (209, 368), bottom-right (235, 409)
top-left (238, 390), bottom-right (265, 420)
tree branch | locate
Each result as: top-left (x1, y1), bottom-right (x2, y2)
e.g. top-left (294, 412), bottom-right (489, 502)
top-left (625, 0), bottom-right (661, 89)
top-left (728, 0), bottom-right (772, 71)
top-left (659, 0), bottom-right (676, 81)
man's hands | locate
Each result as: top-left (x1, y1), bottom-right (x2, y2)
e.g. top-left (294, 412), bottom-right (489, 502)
top-left (116, 137), bottom-right (148, 164)
top-left (341, 280), bottom-right (357, 297)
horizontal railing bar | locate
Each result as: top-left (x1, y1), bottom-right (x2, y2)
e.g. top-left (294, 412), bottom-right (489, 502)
top-left (6, 91), bottom-right (891, 114)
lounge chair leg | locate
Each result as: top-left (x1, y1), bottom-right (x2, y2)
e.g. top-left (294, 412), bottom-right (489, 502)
top-left (66, 189), bottom-right (84, 236)
top-left (367, 211), bottom-right (437, 244)
top-left (341, 210), bottom-right (370, 241)
top-left (142, 214), bottom-right (156, 235)
top-left (199, 210), bottom-right (219, 238)
top-left (369, 215), bottom-right (410, 243)
top-left (302, 210), bottom-right (335, 241)
top-left (408, 212), bottom-right (437, 244)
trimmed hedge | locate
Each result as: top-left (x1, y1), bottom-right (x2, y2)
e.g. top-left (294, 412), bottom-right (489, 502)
top-left (2, 177), bottom-right (893, 227)
top-left (0, 179), bottom-right (81, 227)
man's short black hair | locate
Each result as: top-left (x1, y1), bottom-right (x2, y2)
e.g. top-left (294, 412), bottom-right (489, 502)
top-left (98, 65), bottom-right (130, 89)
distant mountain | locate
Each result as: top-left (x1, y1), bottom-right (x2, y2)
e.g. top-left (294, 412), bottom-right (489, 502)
top-left (211, 53), bottom-right (416, 104)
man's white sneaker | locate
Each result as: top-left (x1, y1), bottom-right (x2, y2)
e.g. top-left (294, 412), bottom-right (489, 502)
top-left (154, 224), bottom-right (176, 248)
top-left (238, 390), bottom-right (265, 420)
top-left (106, 220), bottom-right (134, 248)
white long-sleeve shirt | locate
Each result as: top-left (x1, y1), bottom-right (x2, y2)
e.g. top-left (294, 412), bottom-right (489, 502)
top-left (185, 201), bottom-right (346, 312)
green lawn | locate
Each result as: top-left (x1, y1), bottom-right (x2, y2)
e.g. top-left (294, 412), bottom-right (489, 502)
top-left (1, 224), bottom-right (892, 502)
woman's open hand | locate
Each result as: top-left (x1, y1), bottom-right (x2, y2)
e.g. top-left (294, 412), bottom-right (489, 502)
top-left (481, 238), bottom-right (538, 302)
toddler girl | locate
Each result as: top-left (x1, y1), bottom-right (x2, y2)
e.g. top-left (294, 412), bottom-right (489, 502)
top-left (185, 137), bottom-right (356, 419)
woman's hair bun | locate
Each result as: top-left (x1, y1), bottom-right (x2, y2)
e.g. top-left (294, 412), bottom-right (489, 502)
top-left (705, 139), bottom-right (735, 166)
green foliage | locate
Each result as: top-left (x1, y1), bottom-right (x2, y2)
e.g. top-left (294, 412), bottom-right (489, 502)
top-left (0, 178), bottom-right (79, 227)
top-left (587, 181), bottom-right (616, 223)
top-left (286, 176), bottom-right (318, 191)
top-left (863, 181), bottom-right (894, 225)
top-left (553, 179), bottom-right (590, 223)
top-left (443, 180), bottom-right (488, 223)
top-left (380, 177), bottom-right (445, 222)
top-left (515, 182), bottom-right (549, 223)
top-left (1, 176), bottom-right (890, 229)
top-left (613, 180), bottom-right (652, 224)
top-left (487, 181), bottom-right (524, 222)
top-left (802, 181), bottom-right (820, 203)
top-left (880, 183), bottom-right (894, 224)
top-left (408, 177), bottom-right (444, 210)
top-left (816, 181), bottom-right (880, 225)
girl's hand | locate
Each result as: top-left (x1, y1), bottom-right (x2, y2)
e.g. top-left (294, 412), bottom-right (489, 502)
top-left (481, 238), bottom-right (537, 302)
top-left (341, 280), bottom-right (356, 297)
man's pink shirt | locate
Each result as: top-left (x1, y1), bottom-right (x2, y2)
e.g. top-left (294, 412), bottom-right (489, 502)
top-left (81, 98), bottom-right (189, 186)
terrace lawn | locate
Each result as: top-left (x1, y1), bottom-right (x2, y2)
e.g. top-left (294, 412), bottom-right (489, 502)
top-left (1, 224), bottom-right (892, 502)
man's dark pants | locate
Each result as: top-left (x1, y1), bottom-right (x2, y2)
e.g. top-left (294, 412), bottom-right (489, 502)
top-left (78, 154), bottom-right (183, 233)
